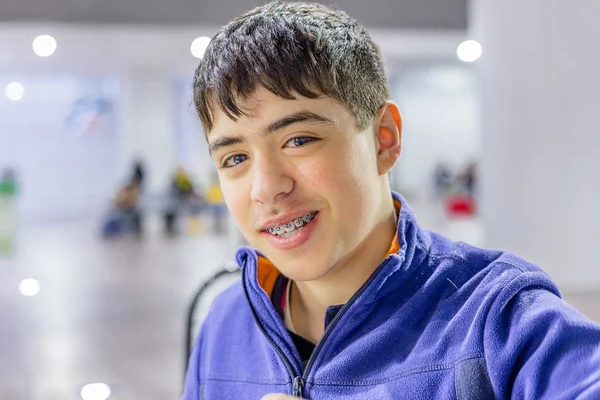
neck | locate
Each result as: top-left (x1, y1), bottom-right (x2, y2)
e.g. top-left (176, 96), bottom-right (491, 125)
top-left (290, 200), bottom-right (398, 343)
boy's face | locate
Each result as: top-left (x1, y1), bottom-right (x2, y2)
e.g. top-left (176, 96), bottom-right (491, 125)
top-left (207, 87), bottom-right (401, 282)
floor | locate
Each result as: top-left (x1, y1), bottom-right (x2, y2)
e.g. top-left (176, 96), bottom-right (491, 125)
top-left (0, 211), bottom-right (598, 399)
top-left (0, 216), bottom-right (234, 400)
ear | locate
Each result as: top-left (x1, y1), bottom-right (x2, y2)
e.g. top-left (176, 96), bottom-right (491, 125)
top-left (375, 101), bottom-right (402, 175)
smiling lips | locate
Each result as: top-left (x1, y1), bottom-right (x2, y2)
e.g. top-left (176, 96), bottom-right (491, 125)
top-left (265, 212), bottom-right (318, 238)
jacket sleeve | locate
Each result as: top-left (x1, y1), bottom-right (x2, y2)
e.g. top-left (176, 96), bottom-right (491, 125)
top-left (485, 273), bottom-right (600, 399)
top-left (181, 322), bottom-right (207, 400)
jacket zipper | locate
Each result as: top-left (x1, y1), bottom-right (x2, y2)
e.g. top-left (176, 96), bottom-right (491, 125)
top-left (244, 256), bottom-right (393, 398)
top-left (295, 257), bottom-right (393, 396)
top-left (242, 263), bottom-right (301, 394)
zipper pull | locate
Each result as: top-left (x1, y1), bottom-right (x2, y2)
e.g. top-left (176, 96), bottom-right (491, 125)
top-left (292, 376), bottom-right (305, 398)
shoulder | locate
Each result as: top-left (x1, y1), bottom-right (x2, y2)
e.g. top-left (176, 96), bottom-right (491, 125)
top-left (201, 277), bottom-right (270, 345)
top-left (426, 231), bottom-right (560, 299)
top-left (204, 279), bottom-right (249, 326)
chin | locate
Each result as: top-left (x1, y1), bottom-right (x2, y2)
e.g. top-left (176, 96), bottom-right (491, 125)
top-left (252, 230), bottom-right (335, 281)
top-left (272, 255), bottom-right (333, 282)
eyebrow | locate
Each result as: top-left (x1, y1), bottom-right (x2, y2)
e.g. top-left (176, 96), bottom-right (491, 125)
top-left (262, 110), bottom-right (337, 135)
top-left (208, 110), bottom-right (336, 155)
top-left (208, 136), bottom-right (244, 155)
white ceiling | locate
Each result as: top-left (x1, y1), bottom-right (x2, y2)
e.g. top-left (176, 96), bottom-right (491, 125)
top-left (0, 0), bottom-right (467, 30)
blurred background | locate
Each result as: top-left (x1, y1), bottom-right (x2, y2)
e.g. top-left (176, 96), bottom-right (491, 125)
top-left (0, 0), bottom-right (598, 399)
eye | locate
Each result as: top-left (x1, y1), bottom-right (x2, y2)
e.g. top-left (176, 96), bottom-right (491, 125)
top-left (222, 154), bottom-right (248, 168)
top-left (285, 136), bottom-right (316, 148)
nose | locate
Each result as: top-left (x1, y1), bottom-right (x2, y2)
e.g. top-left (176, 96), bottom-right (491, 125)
top-left (250, 154), bottom-right (294, 204)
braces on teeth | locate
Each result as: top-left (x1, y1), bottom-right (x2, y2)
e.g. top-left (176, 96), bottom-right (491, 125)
top-left (267, 212), bottom-right (317, 235)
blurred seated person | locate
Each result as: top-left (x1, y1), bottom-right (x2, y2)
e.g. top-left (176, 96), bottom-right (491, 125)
top-left (432, 162), bottom-right (453, 200)
top-left (460, 161), bottom-right (477, 196)
top-left (206, 173), bottom-right (227, 235)
top-left (175, 167), bottom-right (198, 201)
top-left (0, 168), bottom-right (18, 198)
top-left (164, 167), bottom-right (204, 235)
top-left (115, 182), bottom-right (139, 208)
top-left (131, 159), bottom-right (145, 189)
top-left (102, 181), bottom-right (143, 237)
top-left (1, 167), bottom-right (17, 186)
top-left (445, 162), bottom-right (478, 218)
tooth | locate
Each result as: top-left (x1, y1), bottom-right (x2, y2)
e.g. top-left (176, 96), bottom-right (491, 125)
top-left (303, 214), bottom-right (312, 223)
top-left (283, 222), bottom-right (294, 233)
top-left (274, 226), bottom-right (282, 235)
top-left (294, 219), bottom-right (303, 228)
top-left (281, 226), bottom-right (303, 238)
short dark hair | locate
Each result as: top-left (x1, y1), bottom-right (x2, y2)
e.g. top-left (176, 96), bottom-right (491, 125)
top-left (193, 1), bottom-right (390, 133)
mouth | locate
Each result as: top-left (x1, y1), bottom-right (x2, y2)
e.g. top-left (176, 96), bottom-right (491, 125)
top-left (263, 211), bottom-right (319, 238)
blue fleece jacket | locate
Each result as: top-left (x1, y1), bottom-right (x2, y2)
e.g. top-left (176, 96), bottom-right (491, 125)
top-left (183, 192), bottom-right (600, 399)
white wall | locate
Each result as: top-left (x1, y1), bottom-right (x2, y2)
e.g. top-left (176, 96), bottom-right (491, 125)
top-left (0, 75), bottom-right (121, 220)
top-left (390, 65), bottom-right (480, 200)
top-left (472, 0), bottom-right (600, 292)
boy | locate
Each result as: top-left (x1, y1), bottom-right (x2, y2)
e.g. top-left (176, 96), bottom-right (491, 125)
top-left (183, 2), bottom-right (600, 399)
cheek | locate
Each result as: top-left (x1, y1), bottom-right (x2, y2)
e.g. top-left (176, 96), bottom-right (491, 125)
top-left (297, 148), bottom-right (352, 192)
top-left (343, 140), bottom-right (380, 211)
top-left (220, 179), bottom-right (248, 226)
top-left (301, 161), bottom-right (338, 189)
top-left (299, 136), bottom-right (377, 203)
top-left (330, 134), bottom-right (378, 188)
